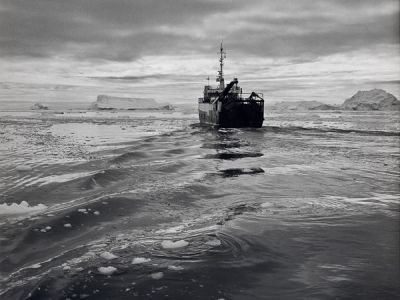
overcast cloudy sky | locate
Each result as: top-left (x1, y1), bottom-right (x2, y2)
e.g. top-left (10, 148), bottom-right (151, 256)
top-left (0, 0), bottom-right (399, 105)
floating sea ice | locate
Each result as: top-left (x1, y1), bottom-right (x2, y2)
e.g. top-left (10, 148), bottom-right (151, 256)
top-left (131, 257), bottom-right (151, 264)
top-left (93, 211), bottom-right (100, 215)
top-left (64, 223), bottom-right (72, 228)
top-left (100, 251), bottom-right (118, 260)
top-left (149, 272), bottom-right (163, 280)
top-left (78, 208), bottom-right (88, 214)
top-left (98, 266), bottom-right (118, 275)
top-left (157, 225), bottom-right (185, 234)
top-left (0, 201), bottom-right (47, 215)
top-left (16, 165), bottom-right (32, 172)
top-left (205, 238), bottom-right (221, 247)
top-left (167, 265), bottom-right (184, 271)
top-left (260, 202), bottom-right (272, 208)
top-left (30, 263), bottom-right (42, 269)
top-left (161, 240), bottom-right (189, 249)
top-left (45, 226), bottom-right (52, 231)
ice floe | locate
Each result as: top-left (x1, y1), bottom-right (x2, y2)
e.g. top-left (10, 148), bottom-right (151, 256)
top-left (161, 240), bottom-right (189, 249)
top-left (149, 272), bottom-right (163, 279)
top-left (167, 265), bottom-right (184, 271)
top-left (131, 257), bottom-right (151, 264)
top-left (29, 263), bottom-right (42, 269)
top-left (205, 238), bottom-right (221, 247)
top-left (98, 266), bottom-right (117, 275)
top-left (0, 201), bottom-right (47, 215)
top-left (100, 252), bottom-right (118, 260)
top-left (156, 224), bottom-right (185, 234)
top-left (64, 223), bottom-right (72, 228)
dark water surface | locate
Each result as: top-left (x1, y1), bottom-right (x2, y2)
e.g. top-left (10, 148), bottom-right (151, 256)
top-left (0, 111), bottom-right (399, 299)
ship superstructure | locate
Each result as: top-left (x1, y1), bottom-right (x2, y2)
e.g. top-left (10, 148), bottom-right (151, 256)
top-left (198, 43), bottom-right (264, 128)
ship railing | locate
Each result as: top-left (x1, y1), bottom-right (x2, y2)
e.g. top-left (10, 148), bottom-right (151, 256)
top-left (236, 100), bottom-right (264, 107)
top-left (241, 92), bottom-right (264, 99)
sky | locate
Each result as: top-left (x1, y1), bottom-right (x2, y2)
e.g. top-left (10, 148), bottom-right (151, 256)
top-left (0, 0), bottom-right (399, 106)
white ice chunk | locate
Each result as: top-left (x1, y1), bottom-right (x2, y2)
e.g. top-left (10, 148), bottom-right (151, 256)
top-left (260, 202), bottom-right (273, 208)
top-left (149, 272), bottom-right (163, 279)
top-left (167, 265), bottom-right (184, 271)
top-left (205, 239), bottom-right (221, 246)
top-left (100, 252), bottom-right (118, 260)
top-left (98, 266), bottom-right (117, 275)
top-left (161, 240), bottom-right (189, 249)
top-left (131, 257), bottom-right (151, 264)
top-left (93, 211), bottom-right (100, 215)
top-left (0, 201), bottom-right (47, 215)
top-left (156, 225), bottom-right (185, 234)
top-left (64, 223), bottom-right (72, 228)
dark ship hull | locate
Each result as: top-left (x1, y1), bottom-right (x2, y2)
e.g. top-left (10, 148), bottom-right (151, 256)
top-left (199, 100), bottom-right (264, 128)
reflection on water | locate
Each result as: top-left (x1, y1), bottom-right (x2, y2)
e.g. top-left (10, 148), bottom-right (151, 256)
top-left (0, 110), bottom-right (399, 299)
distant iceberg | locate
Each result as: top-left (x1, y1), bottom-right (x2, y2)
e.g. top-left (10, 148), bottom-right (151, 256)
top-left (269, 89), bottom-right (399, 111)
top-left (91, 95), bottom-right (174, 110)
top-left (341, 89), bottom-right (399, 111)
top-left (31, 103), bottom-right (48, 110)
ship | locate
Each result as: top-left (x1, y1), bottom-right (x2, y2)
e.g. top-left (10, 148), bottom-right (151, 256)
top-left (198, 43), bottom-right (264, 128)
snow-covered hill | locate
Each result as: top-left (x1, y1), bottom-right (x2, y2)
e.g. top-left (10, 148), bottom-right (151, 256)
top-left (341, 89), bottom-right (399, 111)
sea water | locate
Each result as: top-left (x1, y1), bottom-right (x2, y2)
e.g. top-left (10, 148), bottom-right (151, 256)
top-left (0, 109), bottom-right (399, 299)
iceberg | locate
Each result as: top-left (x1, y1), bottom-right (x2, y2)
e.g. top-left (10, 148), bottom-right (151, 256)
top-left (91, 95), bottom-right (174, 110)
top-left (341, 89), bottom-right (399, 111)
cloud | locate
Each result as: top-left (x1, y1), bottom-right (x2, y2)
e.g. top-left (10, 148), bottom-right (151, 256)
top-left (0, 0), bottom-right (398, 61)
top-left (0, 0), bottom-right (398, 104)
top-left (0, 0), bottom-right (235, 60)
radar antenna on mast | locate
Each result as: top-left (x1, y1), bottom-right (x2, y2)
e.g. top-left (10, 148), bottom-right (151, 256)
top-left (216, 42), bottom-right (226, 90)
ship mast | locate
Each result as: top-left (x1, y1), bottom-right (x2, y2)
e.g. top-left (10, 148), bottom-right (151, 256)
top-left (217, 42), bottom-right (226, 90)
